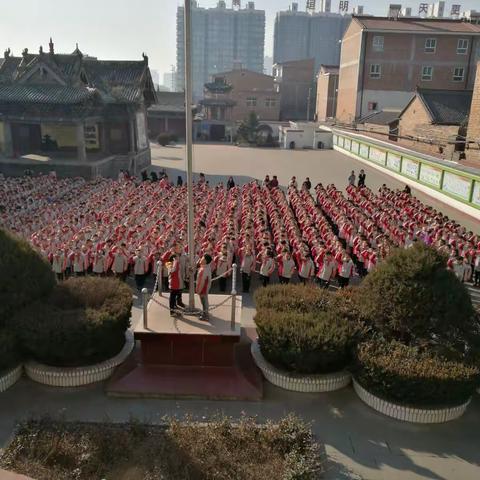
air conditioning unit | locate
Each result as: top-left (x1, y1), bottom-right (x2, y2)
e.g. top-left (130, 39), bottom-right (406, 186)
top-left (368, 102), bottom-right (378, 111)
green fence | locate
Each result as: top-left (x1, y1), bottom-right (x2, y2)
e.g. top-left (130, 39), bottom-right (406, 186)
top-left (332, 130), bottom-right (480, 211)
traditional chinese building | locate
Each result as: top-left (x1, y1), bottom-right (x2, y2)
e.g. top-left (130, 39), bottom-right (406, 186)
top-left (0, 40), bottom-right (157, 178)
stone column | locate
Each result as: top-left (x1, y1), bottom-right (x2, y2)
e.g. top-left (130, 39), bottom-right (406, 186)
top-left (164, 117), bottom-right (169, 132)
top-left (101, 123), bottom-right (109, 155)
top-left (3, 121), bottom-right (14, 157)
top-left (76, 123), bottom-right (87, 162)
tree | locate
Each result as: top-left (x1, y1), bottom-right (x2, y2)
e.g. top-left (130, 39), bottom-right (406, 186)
top-left (357, 243), bottom-right (479, 353)
top-left (237, 112), bottom-right (259, 144)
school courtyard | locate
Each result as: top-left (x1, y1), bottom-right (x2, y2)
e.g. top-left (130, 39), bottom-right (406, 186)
top-left (1, 144), bottom-right (480, 480)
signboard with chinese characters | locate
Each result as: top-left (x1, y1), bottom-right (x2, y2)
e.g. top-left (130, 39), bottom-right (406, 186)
top-left (419, 2), bottom-right (429, 15)
top-left (442, 172), bottom-right (471, 200)
top-left (369, 147), bottom-right (386, 165)
top-left (359, 144), bottom-right (369, 158)
top-left (472, 181), bottom-right (480, 206)
top-left (386, 152), bottom-right (401, 171)
top-left (419, 164), bottom-right (442, 188)
top-left (351, 140), bottom-right (359, 154)
top-left (339, 1), bottom-right (349, 13)
top-left (136, 112), bottom-right (148, 150)
top-left (450, 4), bottom-right (461, 17)
top-left (84, 124), bottom-right (99, 149)
top-left (401, 158), bottom-right (419, 178)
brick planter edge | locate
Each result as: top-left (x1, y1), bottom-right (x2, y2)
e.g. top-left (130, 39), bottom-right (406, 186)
top-left (25, 331), bottom-right (134, 387)
top-left (251, 339), bottom-right (351, 393)
top-left (0, 365), bottom-right (23, 393)
top-left (353, 378), bottom-right (471, 424)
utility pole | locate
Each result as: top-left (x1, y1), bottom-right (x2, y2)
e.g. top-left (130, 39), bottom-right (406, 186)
top-left (184, 0), bottom-right (196, 309)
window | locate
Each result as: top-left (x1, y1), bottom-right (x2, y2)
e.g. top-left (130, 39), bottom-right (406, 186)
top-left (369, 64), bottom-right (381, 79)
top-left (246, 96), bottom-right (257, 107)
top-left (457, 39), bottom-right (469, 54)
top-left (372, 35), bottom-right (384, 52)
top-left (425, 38), bottom-right (437, 53)
top-left (265, 98), bottom-right (277, 108)
top-left (453, 67), bottom-right (465, 82)
top-left (368, 102), bottom-right (378, 111)
top-left (421, 66), bottom-right (433, 81)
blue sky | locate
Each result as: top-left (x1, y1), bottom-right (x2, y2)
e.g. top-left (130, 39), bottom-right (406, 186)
top-left (1, 0), bottom-right (478, 80)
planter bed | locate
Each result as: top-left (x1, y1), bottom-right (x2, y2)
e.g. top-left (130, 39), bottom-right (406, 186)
top-left (251, 339), bottom-right (351, 393)
top-left (0, 365), bottom-right (22, 393)
top-left (25, 331), bottom-right (134, 387)
top-left (353, 379), bottom-right (471, 424)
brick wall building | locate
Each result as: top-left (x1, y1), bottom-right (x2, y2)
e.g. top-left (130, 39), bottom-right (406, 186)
top-left (336, 16), bottom-right (480, 124)
top-left (316, 65), bottom-right (339, 121)
top-left (467, 62), bottom-right (480, 164)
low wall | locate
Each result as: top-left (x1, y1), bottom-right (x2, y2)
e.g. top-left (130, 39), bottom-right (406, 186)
top-left (333, 129), bottom-right (480, 220)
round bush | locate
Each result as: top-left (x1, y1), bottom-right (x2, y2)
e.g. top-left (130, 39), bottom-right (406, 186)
top-left (11, 277), bottom-right (132, 367)
top-left (0, 228), bottom-right (55, 325)
top-left (358, 243), bottom-right (478, 351)
top-left (353, 338), bottom-right (480, 407)
top-left (0, 329), bottom-right (21, 373)
top-left (254, 284), bottom-right (332, 313)
top-left (255, 309), bottom-right (359, 374)
top-left (157, 132), bottom-right (171, 146)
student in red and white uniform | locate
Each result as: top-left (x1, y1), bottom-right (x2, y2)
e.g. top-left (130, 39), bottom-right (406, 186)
top-left (277, 250), bottom-right (296, 284)
top-left (298, 253), bottom-right (314, 285)
top-left (240, 246), bottom-right (255, 293)
top-left (214, 245), bottom-right (230, 293)
top-left (92, 250), bottom-right (106, 276)
top-left (132, 248), bottom-right (148, 292)
top-left (70, 247), bottom-right (86, 276)
top-left (338, 254), bottom-right (355, 288)
top-left (111, 243), bottom-right (129, 280)
top-left (259, 249), bottom-right (276, 287)
top-left (51, 249), bottom-right (67, 281)
top-left (196, 254), bottom-right (213, 321)
top-left (316, 251), bottom-right (336, 289)
top-left (167, 253), bottom-right (184, 315)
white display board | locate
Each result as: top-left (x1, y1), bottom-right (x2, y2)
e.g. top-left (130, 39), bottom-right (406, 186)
top-left (369, 147), bottom-right (386, 165)
top-left (442, 172), bottom-right (471, 200)
top-left (472, 181), bottom-right (480, 206)
top-left (344, 138), bottom-right (352, 151)
top-left (419, 164), bottom-right (442, 188)
top-left (386, 152), bottom-right (401, 171)
top-left (359, 144), bottom-right (369, 158)
top-left (401, 158), bottom-right (419, 178)
top-left (351, 141), bottom-right (359, 154)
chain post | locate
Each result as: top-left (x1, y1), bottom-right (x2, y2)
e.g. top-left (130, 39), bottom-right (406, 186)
top-left (142, 288), bottom-right (149, 329)
top-left (157, 260), bottom-right (162, 296)
top-left (230, 263), bottom-right (237, 331)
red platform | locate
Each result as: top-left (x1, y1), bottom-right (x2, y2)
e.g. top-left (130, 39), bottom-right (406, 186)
top-left (107, 294), bottom-right (263, 400)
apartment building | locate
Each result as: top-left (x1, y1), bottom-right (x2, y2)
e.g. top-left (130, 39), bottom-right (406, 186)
top-left (273, 3), bottom-right (351, 73)
top-left (176, 1), bottom-right (265, 100)
top-left (336, 16), bottom-right (480, 124)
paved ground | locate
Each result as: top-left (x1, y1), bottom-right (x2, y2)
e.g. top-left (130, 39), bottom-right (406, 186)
top-left (150, 143), bottom-right (480, 234)
top-left (1, 144), bottom-right (480, 480)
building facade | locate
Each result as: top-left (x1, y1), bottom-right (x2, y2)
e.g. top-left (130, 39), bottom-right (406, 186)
top-left (316, 64), bottom-right (339, 121)
top-left (0, 42), bottom-right (156, 178)
top-left (336, 16), bottom-right (480, 124)
top-left (273, 4), bottom-right (351, 73)
top-left (176, 1), bottom-right (265, 100)
top-left (274, 58), bottom-right (316, 121)
top-left (199, 69), bottom-right (280, 141)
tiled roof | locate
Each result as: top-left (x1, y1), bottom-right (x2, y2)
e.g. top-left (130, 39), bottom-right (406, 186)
top-left (0, 84), bottom-right (97, 104)
top-left (354, 16), bottom-right (480, 34)
top-left (149, 92), bottom-right (186, 113)
top-left (0, 49), bottom-right (155, 107)
top-left (417, 89), bottom-right (472, 125)
top-left (360, 109), bottom-right (401, 125)
top-left (319, 65), bottom-right (339, 75)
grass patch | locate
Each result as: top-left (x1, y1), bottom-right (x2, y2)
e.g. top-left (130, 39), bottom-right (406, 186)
top-left (0, 415), bottom-right (324, 480)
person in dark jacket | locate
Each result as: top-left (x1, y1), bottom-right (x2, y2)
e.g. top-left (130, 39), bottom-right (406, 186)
top-left (227, 176), bottom-right (235, 190)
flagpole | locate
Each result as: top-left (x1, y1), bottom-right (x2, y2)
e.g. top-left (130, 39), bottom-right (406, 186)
top-left (184, 0), bottom-right (196, 309)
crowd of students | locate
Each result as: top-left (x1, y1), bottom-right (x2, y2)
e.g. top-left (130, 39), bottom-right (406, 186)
top-left (1, 170), bottom-right (479, 320)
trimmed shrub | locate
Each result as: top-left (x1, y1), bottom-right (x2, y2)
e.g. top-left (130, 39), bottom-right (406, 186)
top-left (11, 277), bottom-right (132, 367)
top-left (0, 329), bottom-right (21, 373)
top-left (157, 132), bottom-right (171, 146)
top-left (0, 228), bottom-right (55, 325)
top-left (254, 284), bottom-right (332, 313)
top-left (353, 338), bottom-right (480, 407)
top-left (357, 243), bottom-right (478, 351)
top-left (255, 309), bottom-right (360, 374)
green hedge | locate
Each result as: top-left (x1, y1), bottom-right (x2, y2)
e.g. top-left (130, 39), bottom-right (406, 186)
top-left (254, 284), bottom-right (332, 313)
top-left (11, 277), bottom-right (132, 367)
top-left (255, 309), bottom-right (360, 374)
top-left (0, 228), bottom-right (55, 325)
top-left (0, 329), bottom-right (21, 373)
top-left (353, 338), bottom-right (480, 407)
top-left (357, 243), bottom-right (478, 351)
